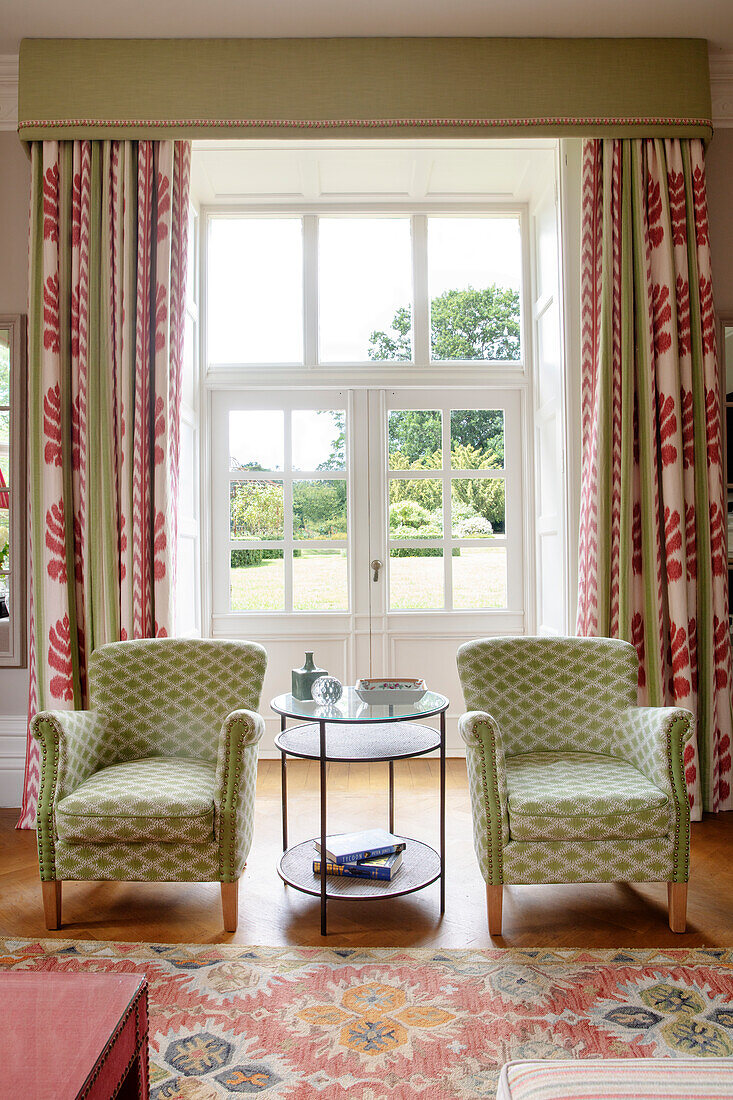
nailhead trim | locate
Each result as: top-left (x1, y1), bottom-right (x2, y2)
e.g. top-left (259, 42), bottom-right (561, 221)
top-left (218, 712), bottom-right (258, 881)
top-left (665, 713), bottom-right (692, 884)
top-left (471, 715), bottom-right (505, 886)
top-left (33, 717), bottom-right (61, 881)
top-left (78, 980), bottom-right (148, 1099)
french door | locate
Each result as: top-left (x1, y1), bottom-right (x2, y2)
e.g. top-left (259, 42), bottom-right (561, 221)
top-left (210, 386), bottom-right (528, 751)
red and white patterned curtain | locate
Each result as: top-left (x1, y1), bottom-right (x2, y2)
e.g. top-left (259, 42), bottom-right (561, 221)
top-left (18, 139), bottom-right (191, 828)
top-left (577, 137), bottom-right (732, 819)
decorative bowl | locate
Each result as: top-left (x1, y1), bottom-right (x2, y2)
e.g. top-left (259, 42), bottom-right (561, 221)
top-left (355, 677), bottom-right (427, 704)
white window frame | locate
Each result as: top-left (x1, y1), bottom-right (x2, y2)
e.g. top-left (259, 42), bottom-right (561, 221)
top-left (211, 389), bottom-right (353, 624)
top-left (202, 203), bottom-right (530, 387)
top-left (202, 201), bottom-right (536, 636)
top-left (0, 314), bottom-right (27, 667)
top-left (381, 388), bottom-right (524, 615)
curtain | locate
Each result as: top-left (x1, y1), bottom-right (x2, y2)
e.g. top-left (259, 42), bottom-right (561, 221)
top-left (18, 139), bottom-right (191, 829)
top-left (577, 137), bottom-right (732, 820)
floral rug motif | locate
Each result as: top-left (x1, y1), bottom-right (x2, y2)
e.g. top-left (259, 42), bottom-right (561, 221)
top-left (1, 941), bottom-right (733, 1098)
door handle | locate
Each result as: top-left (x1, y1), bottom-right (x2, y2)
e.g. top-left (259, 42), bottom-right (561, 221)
top-left (371, 559), bottom-right (383, 582)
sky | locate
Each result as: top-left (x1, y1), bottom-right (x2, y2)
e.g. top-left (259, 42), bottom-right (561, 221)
top-left (208, 214), bottom-right (523, 366)
top-left (230, 409), bottom-right (344, 472)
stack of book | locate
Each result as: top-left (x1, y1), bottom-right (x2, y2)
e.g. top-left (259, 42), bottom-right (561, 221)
top-left (313, 828), bottom-right (405, 881)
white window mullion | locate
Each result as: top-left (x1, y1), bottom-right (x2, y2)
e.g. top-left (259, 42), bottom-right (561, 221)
top-left (442, 406), bottom-right (452, 609)
top-left (303, 215), bottom-right (318, 368)
top-left (412, 214), bottom-right (429, 368)
top-left (283, 409), bottom-right (294, 610)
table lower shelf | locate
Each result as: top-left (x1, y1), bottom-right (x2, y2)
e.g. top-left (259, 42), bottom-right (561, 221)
top-left (278, 837), bottom-right (441, 900)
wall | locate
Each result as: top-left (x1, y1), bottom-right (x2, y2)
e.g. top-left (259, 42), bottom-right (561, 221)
top-left (0, 131), bottom-right (29, 805)
top-left (708, 129), bottom-right (733, 312)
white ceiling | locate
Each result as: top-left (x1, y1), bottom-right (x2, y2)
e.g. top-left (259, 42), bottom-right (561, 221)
top-left (190, 139), bottom-right (558, 208)
top-left (2, 0), bottom-right (733, 54)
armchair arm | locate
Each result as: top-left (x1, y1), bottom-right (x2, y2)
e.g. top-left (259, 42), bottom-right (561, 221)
top-left (30, 710), bottom-right (110, 880)
top-left (615, 706), bottom-right (692, 883)
top-left (214, 709), bottom-right (265, 882)
top-left (615, 706), bottom-right (693, 798)
top-left (458, 711), bottom-right (509, 885)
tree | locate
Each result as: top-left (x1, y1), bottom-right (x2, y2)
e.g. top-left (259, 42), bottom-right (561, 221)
top-left (369, 285), bottom-right (521, 364)
top-left (293, 480), bottom-right (347, 539)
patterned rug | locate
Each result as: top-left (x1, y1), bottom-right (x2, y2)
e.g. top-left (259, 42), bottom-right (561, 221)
top-left (2, 941), bottom-right (733, 1098)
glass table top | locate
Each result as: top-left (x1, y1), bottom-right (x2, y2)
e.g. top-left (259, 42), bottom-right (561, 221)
top-left (271, 686), bottom-right (448, 723)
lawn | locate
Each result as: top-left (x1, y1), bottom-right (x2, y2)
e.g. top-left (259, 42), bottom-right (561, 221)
top-left (230, 546), bottom-right (506, 611)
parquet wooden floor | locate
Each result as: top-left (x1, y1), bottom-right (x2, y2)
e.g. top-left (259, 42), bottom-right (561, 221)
top-left (1, 760), bottom-right (732, 948)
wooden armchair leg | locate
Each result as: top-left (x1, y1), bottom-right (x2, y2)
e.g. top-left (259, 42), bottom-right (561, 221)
top-left (668, 882), bottom-right (687, 933)
top-left (42, 881), bottom-right (62, 930)
top-left (486, 884), bottom-right (503, 936)
top-left (221, 880), bottom-right (239, 933)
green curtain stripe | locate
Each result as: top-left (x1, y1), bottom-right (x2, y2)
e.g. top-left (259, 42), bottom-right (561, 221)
top-left (619, 142), bottom-right (635, 641)
top-left (630, 141), bottom-right (663, 703)
top-left (28, 150), bottom-right (45, 699)
top-left (596, 143), bottom-right (614, 635)
top-left (17, 38), bottom-right (712, 141)
top-left (682, 144), bottom-right (713, 806)
top-left (99, 144), bottom-right (121, 646)
top-left (86, 143), bottom-right (102, 654)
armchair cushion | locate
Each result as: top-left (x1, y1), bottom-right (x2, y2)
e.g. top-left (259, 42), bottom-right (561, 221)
top-left (55, 757), bottom-right (216, 844)
top-left (505, 751), bottom-right (672, 841)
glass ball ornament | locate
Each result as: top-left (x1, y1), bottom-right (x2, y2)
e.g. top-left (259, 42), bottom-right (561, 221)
top-left (311, 675), bottom-right (343, 705)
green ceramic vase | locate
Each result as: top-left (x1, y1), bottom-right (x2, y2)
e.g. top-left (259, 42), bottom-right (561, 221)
top-left (291, 652), bottom-right (328, 700)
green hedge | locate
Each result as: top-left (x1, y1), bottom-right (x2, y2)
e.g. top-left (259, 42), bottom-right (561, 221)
top-left (231, 548), bottom-right (301, 568)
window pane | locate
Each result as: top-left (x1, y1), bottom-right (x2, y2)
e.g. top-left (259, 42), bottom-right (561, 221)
top-left (230, 481), bottom-right (284, 539)
top-left (292, 410), bottom-right (345, 471)
top-left (319, 218), bottom-right (413, 363)
top-left (208, 219), bottom-right (303, 363)
top-left (451, 479), bottom-right (505, 537)
top-left (293, 480), bottom-right (347, 540)
top-left (453, 546), bottom-right (507, 609)
top-left (450, 409), bottom-right (504, 469)
top-left (293, 549), bottom-right (348, 611)
top-left (389, 549), bottom-right (443, 610)
top-left (388, 410), bottom-right (442, 470)
top-left (389, 480), bottom-right (442, 538)
top-left (428, 217), bottom-right (522, 362)
top-left (0, 410), bottom-right (8, 484)
top-left (230, 549), bottom-right (284, 611)
top-left (229, 410), bottom-right (283, 471)
top-left (0, 328), bottom-right (9, 406)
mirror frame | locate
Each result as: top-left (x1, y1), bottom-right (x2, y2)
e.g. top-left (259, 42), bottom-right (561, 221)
top-left (0, 314), bottom-right (27, 668)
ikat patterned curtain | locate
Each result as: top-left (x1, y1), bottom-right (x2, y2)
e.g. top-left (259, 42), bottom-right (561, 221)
top-left (577, 137), bottom-right (732, 820)
top-left (18, 139), bottom-right (191, 828)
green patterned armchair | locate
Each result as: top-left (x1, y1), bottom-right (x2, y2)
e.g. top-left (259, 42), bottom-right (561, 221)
top-left (457, 636), bottom-right (692, 936)
top-left (31, 638), bottom-right (267, 932)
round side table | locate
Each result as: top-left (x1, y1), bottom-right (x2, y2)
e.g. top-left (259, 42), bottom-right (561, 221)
top-left (271, 687), bottom-right (449, 936)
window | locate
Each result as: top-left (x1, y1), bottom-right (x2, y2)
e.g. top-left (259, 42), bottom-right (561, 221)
top-left (0, 315), bottom-right (26, 666)
top-left (215, 397), bottom-right (349, 614)
top-left (205, 212), bottom-right (524, 370)
top-left (387, 406), bottom-right (509, 610)
top-left (206, 205), bottom-right (530, 642)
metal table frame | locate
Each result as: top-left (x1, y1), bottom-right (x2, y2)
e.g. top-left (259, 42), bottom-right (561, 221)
top-left (271, 691), bottom-right (448, 936)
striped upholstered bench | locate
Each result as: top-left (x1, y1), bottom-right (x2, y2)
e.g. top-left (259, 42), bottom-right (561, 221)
top-left (497, 1059), bottom-right (733, 1099)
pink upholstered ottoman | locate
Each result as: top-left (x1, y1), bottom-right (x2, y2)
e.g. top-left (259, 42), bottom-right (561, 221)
top-left (497, 1059), bottom-right (733, 1099)
top-left (0, 971), bottom-right (148, 1099)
